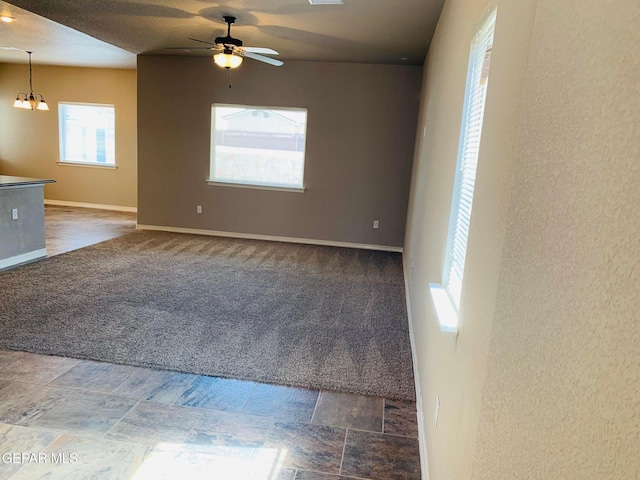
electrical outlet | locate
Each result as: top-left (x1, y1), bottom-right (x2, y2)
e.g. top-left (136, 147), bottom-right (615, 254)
top-left (435, 395), bottom-right (440, 427)
top-left (196, 205), bottom-right (202, 214)
top-left (11, 208), bottom-right (18, 220)
top-left (373, 220), bottom-right (379, 229)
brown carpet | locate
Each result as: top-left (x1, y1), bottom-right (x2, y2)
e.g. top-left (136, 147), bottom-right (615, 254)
top-left (0, 231), bottom-right (415, 400)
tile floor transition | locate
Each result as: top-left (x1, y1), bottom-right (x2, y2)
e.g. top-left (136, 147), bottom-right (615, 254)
top-left (0, 206), bottom-right (421, 479)
top-left (44, 205), bottom-right (137, 257)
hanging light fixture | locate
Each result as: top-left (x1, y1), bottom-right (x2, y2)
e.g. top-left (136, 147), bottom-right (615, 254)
top-left (214, 47), bottom-right (243, 69)
top-left (13, 51), bottom-right (48, 111)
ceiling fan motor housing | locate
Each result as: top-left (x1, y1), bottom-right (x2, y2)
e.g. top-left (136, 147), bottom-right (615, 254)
top-left (216, 16), bottom-right (243, 47)
top-left (215, 36), bottom-right (243, 47)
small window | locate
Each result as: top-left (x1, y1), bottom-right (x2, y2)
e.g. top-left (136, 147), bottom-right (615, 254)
top-left (438, 8), bottom-right (496, 324)
top-left (58, 103), bottom-right (115, 166)
top-left (209, 104), bottom-right (307, 190)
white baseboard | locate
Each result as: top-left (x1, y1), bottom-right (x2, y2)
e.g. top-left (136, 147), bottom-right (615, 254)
top-left (44, 199), bottom-right (137, 213)
top-left (136, 224), bottom-right (404, 253)
top-left (403, 254), bottom-right (430, 480)
top-left (0, 249), bottom-right (47, 270)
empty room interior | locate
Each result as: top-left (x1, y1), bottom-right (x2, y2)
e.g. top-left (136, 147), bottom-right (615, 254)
top-left (0, 0), bottom-right (638, 479)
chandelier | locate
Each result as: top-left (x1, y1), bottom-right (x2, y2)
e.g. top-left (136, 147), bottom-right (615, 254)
top-left (13, 51), bottom-right (49, 111)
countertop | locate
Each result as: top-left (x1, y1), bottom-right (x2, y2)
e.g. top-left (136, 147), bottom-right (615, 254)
top-left (0, 176), bottom-right (56, 188)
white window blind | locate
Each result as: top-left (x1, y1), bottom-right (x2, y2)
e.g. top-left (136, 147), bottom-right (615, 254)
top-left (59, 103), bottom-right (115, 165)
top-left (444, 9), bottom-right (496, 310)
top-left (210, 104), bottom-right (307, 190)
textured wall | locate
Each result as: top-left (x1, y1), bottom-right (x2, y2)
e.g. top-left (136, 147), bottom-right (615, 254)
top-left (405, 0), bottom-right (640, 478)
top-left (470, 0), bottom-right (640, 477)
top-left (0, 64), bottom-right (137, 208)
top-left (404, 0), bottom-right (537, 477)
top-left (137, 56), bottom-right (421, 248)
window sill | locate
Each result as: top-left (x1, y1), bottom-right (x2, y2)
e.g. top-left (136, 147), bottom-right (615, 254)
top-left (207, 180), bottom-right (305, 193)
top-left (429, 283), bottom-right (459, 335)
top-left (57, 161), bottom-right (117, 170)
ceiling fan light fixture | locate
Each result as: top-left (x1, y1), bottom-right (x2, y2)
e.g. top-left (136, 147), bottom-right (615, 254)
top-left (214, 52), bottom-right (242, 69)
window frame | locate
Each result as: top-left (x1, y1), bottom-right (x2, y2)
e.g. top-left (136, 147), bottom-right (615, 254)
top-left (58, 102), bottom-right (116, 168)
top-left (208, 103), bottom-right (308, 192)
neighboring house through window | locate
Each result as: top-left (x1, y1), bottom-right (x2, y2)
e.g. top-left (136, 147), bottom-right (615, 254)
top-left (209, 104), bottom-right (307, 191)
top-left (58, 103), bottom-right (115, 166)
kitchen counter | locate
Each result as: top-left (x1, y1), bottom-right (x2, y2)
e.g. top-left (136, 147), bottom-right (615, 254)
top-left (0, 175), bottom-right (56, 188)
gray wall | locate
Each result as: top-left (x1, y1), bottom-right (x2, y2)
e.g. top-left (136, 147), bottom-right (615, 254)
top-left (137, 56), bottom-right (421, 248)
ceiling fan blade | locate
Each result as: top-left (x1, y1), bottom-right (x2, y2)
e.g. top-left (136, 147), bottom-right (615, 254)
top-left (241, 47), bottom-right (279, 55)
top-left (187, 37), bottom-right (218, 46)
top-left (163, 46), bottom-right (219, 50)
top-left (241, 52), bottom-right (284, 67)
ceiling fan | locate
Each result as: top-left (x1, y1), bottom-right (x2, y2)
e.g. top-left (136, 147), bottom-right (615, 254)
top-left (167, 16), bottom-right (283, 69)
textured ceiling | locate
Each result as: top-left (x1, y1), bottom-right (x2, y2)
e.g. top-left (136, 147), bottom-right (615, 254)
top-left (0, 1), bottom-right (135, 68)
top-left (1, 0), bottom-right (444, 68)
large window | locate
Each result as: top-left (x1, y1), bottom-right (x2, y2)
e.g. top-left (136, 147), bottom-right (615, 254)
top-left (58, 103), bottom-right (115, 166)
top-left (432, 9), bottom-right (496, 330)
top-left (209, 104), bottom-right (307, 190)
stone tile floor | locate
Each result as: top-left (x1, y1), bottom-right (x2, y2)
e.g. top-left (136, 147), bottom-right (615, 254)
top-left (0, 206), bottom-right (422, 479)
top-left (44, 205), bottom-right (137, 257)
top-left (0, 352), bottom-right (421, 479)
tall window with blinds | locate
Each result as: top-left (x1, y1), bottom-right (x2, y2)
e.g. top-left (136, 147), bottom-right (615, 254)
top-left (443, 9), bottom-right (496, 311)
